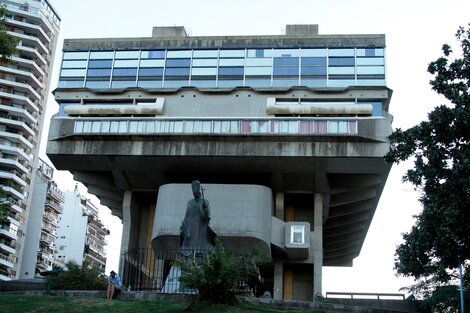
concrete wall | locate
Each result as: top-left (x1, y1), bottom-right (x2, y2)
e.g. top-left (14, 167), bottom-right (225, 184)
top-left (55, 190), bottom-right (87, 266)
top-left (20, 173), bottom-right (48, 279)
top-left (152, 183), bottom-right (273, 255)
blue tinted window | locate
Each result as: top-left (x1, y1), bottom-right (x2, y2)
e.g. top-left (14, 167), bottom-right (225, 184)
top-left (329, 57), bottom-right (355, 66)
top-left (139, 68), bottom-right (164, 77)
top-left (301, 57), bottom-right (326, 66)
top-left (166, 59), bottom-right (191, 67)
top-left (141, 50), bottom-right (165, 59)
top-left (113, 68), bottom-right (137, 76)
top-left (87, 69), bottom-right (111, 77)
top-left (165, 68), bottom-right (190, 76)
top-left (301, 67), bottom-right (327, 75)
top-left (88, 60), bottom-right (112, 68)
top-left (273, 57), bottom-right (299, 66)
top-left (273, 67), bottom-right (299, 76)
top-left (218, 67), bottom-right (244, 76)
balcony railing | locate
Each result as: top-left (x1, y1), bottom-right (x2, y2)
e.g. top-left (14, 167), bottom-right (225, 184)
top-left (72, 118), bottom-right (358, 137)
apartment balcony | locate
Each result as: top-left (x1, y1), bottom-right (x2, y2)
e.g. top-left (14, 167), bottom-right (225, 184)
top-left (40, 233), bottom-right (55, 244)
top-left (0, 185), bottom-right (25, 201)
top-left (0, 170), bottom-right (27, 188)
top-left (0, 130), bottom-right (34, 150)
top-left (0, 102), bottom-right (38, 124)
top-left (43, 212), bottom-right (59, 227)
top-left (0, 79), bottom-right (41, 102)
top-left (41, 225), bottom-right (56, 237)
top-left (9, 31), bottom-right (50, 56)
top-left (5, 18), bottom-right (52, 45)
top-left (11, 55), bottom-right (46, 78)
top-left (45, 200), bottom-right (63, 214)
top-left (0, 65), bottom-right (43, 90)
top-left (0, 116), bottom-right (35, 137)
top-left (0, 239), bottom-right (16, 255)
top-left (0, 225), bottom-right (18, 241)
top-left (47, 187), bottom-right (64, 203)
top-left (8, 198), bottom-right (24, 214)
top-left (16, 45), bottom-right (47, 68)
top-left (0, 87), bottom-right (40, 112)
top-left (0, 155), bottom-right (29, 175)
top-left (0, 254), bottom-right (15, 269)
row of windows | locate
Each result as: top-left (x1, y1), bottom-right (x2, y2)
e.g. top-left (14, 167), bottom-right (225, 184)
top-left (59, 48), bottom-right (385, 89)
top-left (63, 48), bottom-right (383, 61)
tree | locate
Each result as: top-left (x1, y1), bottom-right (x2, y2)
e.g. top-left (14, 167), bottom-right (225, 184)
top-left (385, 24), bottom-right (470, 310)
top-left (0, 6), bottom-right (18, 62)
top-left (0, 187), bottom-right (11, 224)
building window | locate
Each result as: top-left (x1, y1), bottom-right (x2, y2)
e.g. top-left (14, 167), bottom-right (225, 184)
top-left (290, 225), bottom-right (305, 244)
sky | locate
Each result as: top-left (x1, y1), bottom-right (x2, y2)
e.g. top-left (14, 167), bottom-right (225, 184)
top-left (38, 0), bottom-right (470, 296)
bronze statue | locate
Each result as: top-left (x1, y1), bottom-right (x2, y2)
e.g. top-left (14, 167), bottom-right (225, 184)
top-left (179, 180), bottom-right (216, 254)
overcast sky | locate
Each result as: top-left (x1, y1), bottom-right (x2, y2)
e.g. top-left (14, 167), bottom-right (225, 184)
top-left (40, 0), bottom-right (470, 295)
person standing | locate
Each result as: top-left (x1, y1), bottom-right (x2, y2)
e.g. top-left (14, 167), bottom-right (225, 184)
top-left (107, 270), bottom-right (122, 300)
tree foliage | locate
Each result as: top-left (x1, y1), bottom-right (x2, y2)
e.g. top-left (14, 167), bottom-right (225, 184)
top-left (49, 261), bottom-right (107, 290)
top-left (0, 6), bottom-right (18, 62)
top-left (385, 24), bottom-right (470, 309)
top-left (0, 188), bottom-right (10, 224)
top-left (175, 241), bottom-right (268, 309)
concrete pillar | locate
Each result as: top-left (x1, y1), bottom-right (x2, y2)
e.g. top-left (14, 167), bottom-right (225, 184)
top-left (275, 192), bottom-right (284, 220)
top-left (120, 191), bottom-right (140, 253)
top-left (313, 193), bottom-right (323, 298)
top-left (273, 261), bottom-right (283, 299)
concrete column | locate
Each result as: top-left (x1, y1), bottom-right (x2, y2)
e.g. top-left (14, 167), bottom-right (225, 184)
top-left (273, 261), bottom-right (283, 299)
top-left (313, 193), bottom-right (323, 298)
top-left (275, 192), bottom-right (284, 220)
top-left (121, 190), bottom-right (140, 254)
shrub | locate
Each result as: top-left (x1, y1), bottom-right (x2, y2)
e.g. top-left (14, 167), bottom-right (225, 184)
top-left (176, 241), bottom-right (268, 308)
top-left (50, 261), bottom-right (107, 290)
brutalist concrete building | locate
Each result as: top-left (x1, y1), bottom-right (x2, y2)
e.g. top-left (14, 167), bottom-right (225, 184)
top-left (47, 25), bottom-right (392, 300)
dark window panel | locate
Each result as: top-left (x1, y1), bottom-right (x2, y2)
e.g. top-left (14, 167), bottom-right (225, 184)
top-left (88, 60), bottom-right (113, 68)
top-left (273, 66), bottom-right (299, 76)
top-left (165, 59), bottom-right (191, 67)
top-left (139, 68), bottom-right (164, 77)
top-left (113, 68), bottom-right (137, 77)
top-left (301, 57), bottom-right (327, 66)
top-left (87, 69), bottom-right (112, 77)
top-left (301, 66), bottom-right (327, 75)
top-left (328, 57), bottom-right (355, 67)
top-left (273, 57), bottom-right (299, 66)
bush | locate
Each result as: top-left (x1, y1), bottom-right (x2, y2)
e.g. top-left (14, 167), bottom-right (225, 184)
top-left (50, 261), bottom-right (107, 290)
top-left (176, 241), bottom-right (268, 308)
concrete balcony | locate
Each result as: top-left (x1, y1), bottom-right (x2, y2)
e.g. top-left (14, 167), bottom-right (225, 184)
top-left (0, 240), bottom-right (16, 255)
top-left (0, 153), bottom-right (29, 172)
top-left (0, 79), bottom-right (41, 102)
top-left (0, 65), bottom-right (43, 91)
top-left (5, 18), bottom-right (52, 45)
top-left (0, 185), bottom-right (25, 201)
top-left (0, 128), bottom-right (34, 147)
top-left (11, 55), bottom-right (46, 78)
top-left (0, 171), bottom-right (27, 188)
top-left (0, 226), bottom-right (18, 241)
top-left (0, 116), bottom-right (35, 137)
top-left (0, 254), bottom-right (15, 269)
top-left (17, 45), bottom-right (47, 67)
top-left (8, 30), bottom-right (49, 56)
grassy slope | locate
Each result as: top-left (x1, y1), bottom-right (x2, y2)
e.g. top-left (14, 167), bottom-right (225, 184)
top-left (0, 295), bottom-right (338, 313)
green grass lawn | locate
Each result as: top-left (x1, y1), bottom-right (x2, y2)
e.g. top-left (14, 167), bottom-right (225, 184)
top-left (0, 295), bottom-right (340, 313)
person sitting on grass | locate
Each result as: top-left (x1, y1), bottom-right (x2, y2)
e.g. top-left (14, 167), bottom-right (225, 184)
top-left (106, 270), bottom-right (122, 300)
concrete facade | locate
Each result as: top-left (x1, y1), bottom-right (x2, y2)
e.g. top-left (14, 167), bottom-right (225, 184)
top-left (0, 0), bottom-right (60, 280)
top-left (46, 25), bottom-right (393, 300)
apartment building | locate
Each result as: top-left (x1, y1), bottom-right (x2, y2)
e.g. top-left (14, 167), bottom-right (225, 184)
top-left (0, 0), bottom-right (60, 280)
top-left (20, 158), bottom-right (64, 279)
top-left (55, 188), bottom-right (108, 272)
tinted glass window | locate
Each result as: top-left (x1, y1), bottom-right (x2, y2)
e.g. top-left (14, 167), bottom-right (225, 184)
top-left (301, 57), bottom-right (326, 66)
top-left (88, 60), bottom-right (113, 68)
top-left (329, 57), bottom-right (355, 66)
top-left (139, 68), bottom-right (164, 77)
top-left (166, 59), bottom-right (191, 67)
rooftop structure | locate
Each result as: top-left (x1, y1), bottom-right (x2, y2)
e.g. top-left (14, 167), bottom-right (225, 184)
top-left (47, 25), bottom-right (392, 300)
top-left (0, 0), bottom-right (60, 280)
